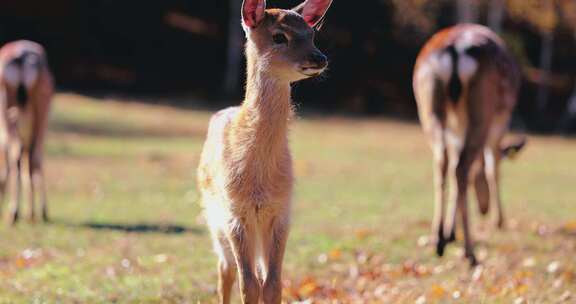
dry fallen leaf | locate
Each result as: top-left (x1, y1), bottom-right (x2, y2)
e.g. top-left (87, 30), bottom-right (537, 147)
top-left (354, 229), bottom-right (373, 240)
top-left (154, 254), bottom-right (168, 263)
top-left (14, 249), bottom-right (43, 268)
top-left (535, 224), bottom-right (552, 237)
top-left (547, 261), bottom-right (561, 274)
top-left (429, 284), bottom-right (446, 300)
top-left (522, 257), bottom-right (536, 268)
top-left (417, 235), bottom-right (430, 247)
top-left (14, 257), bottom-right (27, 268)
top-left (562, 270), bottom-right (575, 282)
top-left (562, 221), bottom-right (576, 232)
top-left (328, 249), bottom-right (342, 261)
top-left (514, 270), bottom-right (534, 281)
top-left (415, 295), bottom-right (426, 304)
top-left (472, 265), bottom-right (484, 282)
top-left (291, 299), bottom-right (312, 304)
top-left (559, 291), bottom-right (571, 302)
top-left (514, 283), bottom-right (528, 295)
top-left (298, 277), bottom-right (321, 297)
top-left (452, 290), bottom-right (461, 299)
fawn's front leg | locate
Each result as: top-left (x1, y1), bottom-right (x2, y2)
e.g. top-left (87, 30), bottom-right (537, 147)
top-left (228, 218), bottom-right (260, 304)
top-left (260, 215), bottom-right (289, 304)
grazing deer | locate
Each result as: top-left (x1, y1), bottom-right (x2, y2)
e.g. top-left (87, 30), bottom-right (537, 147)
top-left (196, 0), bottom-right (332, 303)
top-left (0, 40), bottom-right (53, 224)
top-left (413, 24), bottom-right (524, 266)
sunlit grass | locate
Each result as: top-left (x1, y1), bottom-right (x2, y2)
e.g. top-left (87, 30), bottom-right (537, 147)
top-left (0, 93), bottom-right (574, 303)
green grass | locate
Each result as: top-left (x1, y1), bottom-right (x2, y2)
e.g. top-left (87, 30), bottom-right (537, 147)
top-left (0, 93), bottom-right (574, 303)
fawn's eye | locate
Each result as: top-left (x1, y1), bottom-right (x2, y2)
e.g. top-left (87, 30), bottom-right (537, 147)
top-left (272, 33), bottom-right (288, 45)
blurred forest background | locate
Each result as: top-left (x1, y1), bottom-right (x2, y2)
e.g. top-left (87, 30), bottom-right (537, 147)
top-left (1, 0), bottom-right (576, 132)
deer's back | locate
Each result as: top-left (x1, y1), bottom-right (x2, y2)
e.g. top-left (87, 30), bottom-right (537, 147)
top-left (0, 41), bottom-right (53, 146)
top-left (414, 24), bottom-right (520, 136)
top-left (415, 24), bottom-right (519, 105)
top-left (0, 40), bottom-right (53, 106)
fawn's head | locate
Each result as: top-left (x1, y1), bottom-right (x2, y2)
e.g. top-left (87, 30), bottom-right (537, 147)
top-left (242, 0), bottom-right (333, 81)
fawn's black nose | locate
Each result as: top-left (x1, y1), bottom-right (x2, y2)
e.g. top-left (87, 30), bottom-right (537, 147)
top-left (308, 52), bottom-right (328, 69)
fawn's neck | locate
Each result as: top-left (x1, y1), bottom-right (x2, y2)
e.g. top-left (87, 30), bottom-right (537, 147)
top-left (231, 44), bottom-right (292, 155)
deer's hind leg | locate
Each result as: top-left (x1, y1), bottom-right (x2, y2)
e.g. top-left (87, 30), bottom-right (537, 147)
top-left (445, 142), bottom-right (484, 266)
top-left (211, 229), bottom-right (237, 304)
top-left (416, 77), bottom-right (453, 256)
top-left (27, 136), bottom-right (48, 222)
top-left (0, 145), bottom-right (8, 214)
top-left (431, 132), bottom-right (451, 257)
top-left (5, 139), bottom-right (22, 225)
top-left (485, 113), bottom-right (511, 229)
top-left (474, 153), bottom-right (490, 216)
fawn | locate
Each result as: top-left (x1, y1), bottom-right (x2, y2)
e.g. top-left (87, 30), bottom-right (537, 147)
top-left (413, 24), bottom-right (525, 266)
top-left (0, 40), bottom-right (53, 225)
top-left (196, 0), bottom-right (333, 303)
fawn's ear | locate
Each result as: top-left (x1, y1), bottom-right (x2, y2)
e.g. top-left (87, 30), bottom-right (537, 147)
top-left (292, 0), bottom-right (333, 29)
top-left (242, 0), bottom-right (266, 29)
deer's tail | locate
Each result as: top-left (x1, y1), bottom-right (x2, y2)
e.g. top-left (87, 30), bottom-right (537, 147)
top-left (4, 51), bottom-right (44, 107)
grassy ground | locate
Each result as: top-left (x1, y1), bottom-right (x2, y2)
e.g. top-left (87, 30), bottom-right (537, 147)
top-left (0, 93), bottom-right (574, 303)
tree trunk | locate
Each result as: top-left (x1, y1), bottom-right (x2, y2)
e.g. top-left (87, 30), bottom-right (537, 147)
top-left (537, 31), bottom-right (554, 111)
top-left (488, 0), bottom-right (505, 33)
top-left (567, 83), bottom-right (576, 116)
top-left (457, 0), bottom-right (479, 23)
top-left (559, 27), bottom-right (576, 132)
top-left (223, 0), bottom-right (243, 97)
top-left (558, 82), bottom-right (576, 132)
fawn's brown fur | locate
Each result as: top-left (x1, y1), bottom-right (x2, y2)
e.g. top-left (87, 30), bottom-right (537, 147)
top-left (0, 40), bottom-right (53, 225)
top-left (197, 0), bottom-right (332, 303)
top-left (413, 24), bottom-right (524, 266)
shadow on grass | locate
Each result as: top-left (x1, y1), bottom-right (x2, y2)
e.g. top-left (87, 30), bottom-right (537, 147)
top-left (559, 229), bottom-right (576, 238)
top-left (55, 220), bottom-right (204, 235)
top-left (50, 119), bottom-right (205, 139)
top-left (81, 222), bottom-right (204, 234)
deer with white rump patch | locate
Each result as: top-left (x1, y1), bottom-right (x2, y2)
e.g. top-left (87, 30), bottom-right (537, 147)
top-left (0, 40), bottom-right (53, 225)
top-left (196, 0), bottom-right (332, 303)
top-left (413, 24), bottom-right (525, 266)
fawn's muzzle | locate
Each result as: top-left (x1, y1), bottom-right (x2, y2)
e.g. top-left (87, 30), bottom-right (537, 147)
top-left (307, 51), bottom-right (328, 69)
